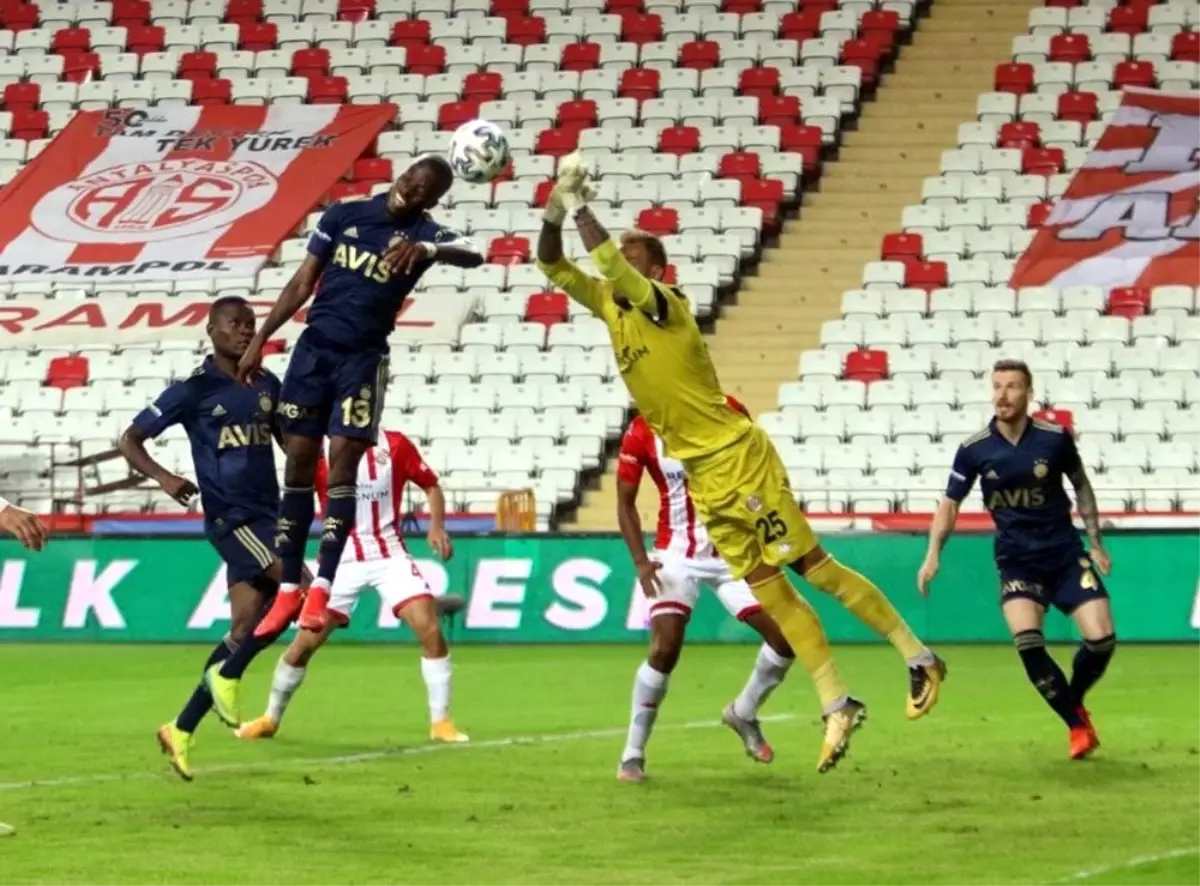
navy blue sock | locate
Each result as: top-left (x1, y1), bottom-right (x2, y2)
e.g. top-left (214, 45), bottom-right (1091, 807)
top-left (1071, 634), bottom-right (1116, 703)
top-left (175, 638), bottom-right (235, 733)
top-left (1014, 629), bottom-right (1084, 728)
top-left (218, 626), bottom-right (284, 679)
top-left (317, 484), bottom-right (358, 584)
top-left (279, 485), bottom-right (314, 586)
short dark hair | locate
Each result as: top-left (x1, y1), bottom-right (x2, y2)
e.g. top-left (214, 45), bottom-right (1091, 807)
top-left (620, 228), bottom-right (668, 269)
top-left (993, 358), bottom-right (1033, 387)
top-left (412, 154), bottom-right (455, 190)
top-left (210, 295), bottom-right (250, 319)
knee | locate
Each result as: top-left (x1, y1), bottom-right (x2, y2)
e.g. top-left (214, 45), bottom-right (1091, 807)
top-left (647, 633), bottom-right (682, 674)
top-left (1083, 633), bottom-right (1117, 655)
top-left (405, 606), bottom-right (447, 656)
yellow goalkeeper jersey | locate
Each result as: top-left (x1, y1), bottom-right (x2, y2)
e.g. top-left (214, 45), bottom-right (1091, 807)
top-left (536, 240), bottom-right (751, 461)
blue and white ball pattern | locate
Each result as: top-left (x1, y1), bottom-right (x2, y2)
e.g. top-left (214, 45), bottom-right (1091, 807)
top-left (448, 119), bottom-right (511, 184)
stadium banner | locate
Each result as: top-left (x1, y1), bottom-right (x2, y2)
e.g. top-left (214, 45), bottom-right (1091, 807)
top-left (0, 290), bottom-right (474, 348)
top-left (0, 533), bottom-right (1196, 644)
top-left (1010, 88), bottom-right (1199, 290)
top-left (0, 105), bottom-right (394, 282)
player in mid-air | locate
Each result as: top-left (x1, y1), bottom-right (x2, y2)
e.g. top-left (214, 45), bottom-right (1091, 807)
top-left (237, 429), bottom-right (468, 744)
top-left (237, 155), bottom-right (482, 678)
top-left (537, 155), bottom-right (946, 772)
top-left (919, 359), bottom-right (1115, 759)
top-left (119, 296), bottom-right (297, 780)
top-left (617, 397), bottom-right (798, 781)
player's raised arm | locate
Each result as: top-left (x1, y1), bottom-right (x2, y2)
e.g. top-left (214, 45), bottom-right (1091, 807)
top-left (615, 425), bottom-right (661, 598)
top-left (918, 445), bottom-right (977, 597)
top-left (1063, 430), bottom-right (1111, 575)
top-left (534, 173), bottom-right (608, 315)
top-left (119, 383), bottom-right (200, 506)
top-left (0, 495), bottom-right (47, 551)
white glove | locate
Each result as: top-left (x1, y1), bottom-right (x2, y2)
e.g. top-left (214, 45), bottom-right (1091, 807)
top-left (555, 151), bottom-right (594, 213)
top-left (543, 174), bottom-right (597, 226)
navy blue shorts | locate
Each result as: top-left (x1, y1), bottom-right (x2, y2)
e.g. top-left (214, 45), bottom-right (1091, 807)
top-left (998, 556), bottom-right (1110, 615)
top-left (278, 327), bottom-right (388, 442)
top-left (209, 517), bottom-right (279, 586)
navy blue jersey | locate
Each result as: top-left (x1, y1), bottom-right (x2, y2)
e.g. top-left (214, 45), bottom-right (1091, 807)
top-left (945, 417), bottom-right (1086, 571)
top-left (133, 357), bottom-right (282, 528)
top-left (304, 194), bottom-right (475, 351)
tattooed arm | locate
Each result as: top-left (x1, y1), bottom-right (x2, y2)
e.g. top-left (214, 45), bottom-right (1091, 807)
top-left (1064, 430), bottom-right (1111, 575)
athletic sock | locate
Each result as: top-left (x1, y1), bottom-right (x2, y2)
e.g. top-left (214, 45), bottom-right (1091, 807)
top-left (218, 625), bottom-right (282, 680)
top-left (1070, 634), bottom-right (1116, 703)
top-left (175, 637), bottom-right (235, 733)
top-left (420, 655), bottom-right (453, 722)
top-left (316, 484), bottom-right (357, 584)
top-left (1014, 629), bottom-right (1085, 728)
top-left (748, 572), bottom-right (848, 714)
top-left (621, 662), bottom-right (668, 762)
top-left (803, 556), bottom-right (934, 666)
top-left (266, 657), bottom-right (307, 724)
top-left (733, 643), bottom-right (793, 720)
top-left (278, 485), bottom-right (315, 587)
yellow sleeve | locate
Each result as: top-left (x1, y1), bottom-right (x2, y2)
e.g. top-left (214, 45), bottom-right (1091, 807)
top-left (535, 255), bottom-right (607, 315)
top-left (589, 239), bottom-right (660, 316)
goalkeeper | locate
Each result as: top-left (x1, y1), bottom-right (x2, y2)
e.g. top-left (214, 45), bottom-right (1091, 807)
top-left (535, 155), bottom-right (947, 772)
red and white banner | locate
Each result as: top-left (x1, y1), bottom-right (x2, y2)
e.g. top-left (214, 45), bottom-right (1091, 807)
top-left (0, 105), bottom-right (393, 281)
top-left (0, 291), bottom-right (475, 347)
top-left (1010, 88), bottom-right (1199, 290)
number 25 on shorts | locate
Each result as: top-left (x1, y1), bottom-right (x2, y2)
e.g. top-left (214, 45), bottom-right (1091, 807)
top-left (341, 396), bottom-right (372, 429)
top-left (755, 509), bottom-right (788, 544)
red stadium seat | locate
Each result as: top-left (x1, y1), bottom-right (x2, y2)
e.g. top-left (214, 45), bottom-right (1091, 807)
top-left (994, 62), bottom-right (1034, 94)
top-left (881, 232), bottom-right (923, 261)
top-left (291, 47), bottom-right (329, 77)
top-left (741, 178), bottom-right (784, 232)
top-left (2, 82), bottom-right (40, 111)
top-left (999, 121), bottom-right (1040, 149)
top-left (1045, 0), bottom-right (1080, 6)
top-left (604, 0), bottom-right (641, 11)
top-left (11, 109), bottom-right (48, 139)
top-left (1033, 408), bottom-right (1073, 431)
top-left (905, 260), bottom-right (948, 293)
top-left (406, 44), bottom-right (445, 74)
top-left (843, 349), bottom-right (888, 383)
top-left (860, 9), bottom-right (899, 35)
top-left (738, 66), bottom-right (780, 99)
top-left (1113, 59), bottom-right (1155, 89)
top-left (62, 51), bottom-right (99, 82)
top-left (463, 71), bottom-right (503, 101)
top-left (180, 50), bottom-right (215, 77)
top-left (1172, 31), bottom-right (1200, 62)
top-left (779, 9), bottom-right (821, 41)
top-left (505, 16), bottom-right (545, 46)
top-left (721, 0), bottom-right (762, 12)
top-left (126, 23), bottom-right (164, 53)
top-left (557, 99), bottom-right (597, 129)
top-left (1107, 286), bottom-right (1150, 318)
top-left (840, 40), bottom-right (881, 86)
top-left (488, 236), bottom-right (531, 266)
top-left (1023, 146), bottom-right (1064, 176)
top-left (261, 339), bottom-right (287, 356)
top-left (619, 67), bottom-right (660, 101)
top-left (781, 123), bottom-right (822, 178)
top-left (491, 0), bottom-right (529, 14)
top-left (1, 4), bottom-right (38, 30)
top-left (192, 77), bottom-right (232, 105)
top-left (226, 0), bottom-right (263, 23)
top-left (679, 39), bottom-right (719, 70)
top-left (1048, 33), bottom-right (1090, 62)
top-left (46, 355), bottom-right (89, 390)
top-left (1027, 202), bottom-right (1052, 228)
top-left (1107, 5), bottom-right (1148, 36)
top-left (718, 150), bottom-right (762, 183)
top-left (535, 127), bottom-right (578, 157)
top-left (238, 21), bottom-right (276, 50)
top-left (337, 0), bottom-right (373, 21)
top-left (438, 99), bottom-right (481, 130)
top-left (1056, 91), bottom-right (1098, 123)
top-left (533, 179), bottom-right (555, 207)
top-left (328, 181), bottom-right (372, 203)
top-left (351, 157), bottom-right (392, 182)
top-left (859, 27), bottom-right (895, 60)
top-left (307, 75), bottom-right (347, 104)
top-left (560, 42), bottom-right (599, 71)
top-left (52, 26), bottom-right (91, 54)
top-left (620, 12), bottom-right (662, 44)
top-left (658, 125), bottom-right (699, 155)
top-left (113, 0), bottom-right (149, 25)
top-left (758, 94), bottom-right (800, 127)
top-left (391, 19), bottom-right (430, 46)
top-left (636, 207), bottom-right (679, 235)
top-left (525, 291), bottom-right (569, 325)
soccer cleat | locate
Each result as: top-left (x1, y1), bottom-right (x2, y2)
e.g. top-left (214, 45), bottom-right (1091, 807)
top-left (204, 664), bottom-right (242, 728)
top-left (254, 588), bottom-right (304, 638)
top-left (721, 702), bottom-right (775, 764)
top-left (1070, 708), bottom-right (1101, 760)
top-left (906, 654), bottom-right (948, 720)
top-left (236, 715), bottom-right (278, 740)
top-left (156, 723), bottom-right (194, 782)
top-left (298, 585), bottom-right (331, 631)
top-left (429, 718), bottom-right (470, 743)
top-left (617, 757), bottom-right (646, 783)
top-left (817, 697), bottom-right (867, 774)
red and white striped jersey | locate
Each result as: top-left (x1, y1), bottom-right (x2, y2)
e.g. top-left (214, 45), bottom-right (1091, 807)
top-left (315, 430), bottom-right (439, 563)
top-left (617, 395), bottom-right (749, 559)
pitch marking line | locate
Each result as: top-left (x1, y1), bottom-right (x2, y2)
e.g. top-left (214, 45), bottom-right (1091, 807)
top-left (0, 712), bottom-right (799, 793)
top-left (1054, 847), bottom-right (1200, 883)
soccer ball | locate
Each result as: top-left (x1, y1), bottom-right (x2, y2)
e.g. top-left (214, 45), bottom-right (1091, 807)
top-left (448, 119), bottom-right (511, 184)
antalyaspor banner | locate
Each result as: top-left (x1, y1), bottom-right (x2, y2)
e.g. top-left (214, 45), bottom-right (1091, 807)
top-left (0, 291), bottom-right (476, 347)
top-left (0, 105), bottom-right (393, 281)
top-left (1010, 88), bottom-right (1199, 289)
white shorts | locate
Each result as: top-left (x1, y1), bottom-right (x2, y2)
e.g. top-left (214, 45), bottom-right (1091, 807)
top-left (648, 551), bottom-right (762, 622)
top-left (328, 555), bottom-right (433, 627)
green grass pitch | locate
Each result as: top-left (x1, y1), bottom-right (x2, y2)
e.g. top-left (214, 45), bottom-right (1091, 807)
top-left (0, 644), bottom-right (1196, 885)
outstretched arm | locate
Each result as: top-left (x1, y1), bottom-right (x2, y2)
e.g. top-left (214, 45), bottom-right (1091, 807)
top-left (574, 206), bottom-right (664, 318)
top-left (534, 190), bottom-right (606, 314)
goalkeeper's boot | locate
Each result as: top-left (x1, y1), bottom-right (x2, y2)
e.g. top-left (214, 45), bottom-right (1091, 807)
top-left (1069, 708), bottom-right (1100, 760)
top-left (906, 654), bottom-right (948, 720)
top-left (236, 715), bottom-right (278, 740)
top-left (156, 723), bottom-right (194, 782)
top-left (817, 697), bottom-right (867, 774)
top-left (204, 664), bottom-right (242, 728)
top-left (430, 718), bottom-right (470, 743)
top-left (298, 585), bottom-right (331, 632)
top-left (722, 701), bottom-right (775, 764)
top-left (254, 588), bottom-right (304, 638)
